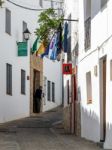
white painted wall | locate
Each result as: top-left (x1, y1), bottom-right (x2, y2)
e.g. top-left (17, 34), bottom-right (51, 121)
top-left (78, 0), bottom-right (112, 148)
top-left (37, 0), bottom-right (63, 112)
top-left (43, 57), bottom-right (62, 111)
top-left (0, 0), bottom-right (51, 123)
top-left (63, 0), bottom-right (79, 107)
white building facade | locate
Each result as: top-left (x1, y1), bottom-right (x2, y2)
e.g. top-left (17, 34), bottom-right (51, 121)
top-left (78, 0), bottom-right (112, 149)
top-left (63, 0), bottom-right (79, 133)
top-left (43, 57), bottom-right (62, 111)
top-left (0, 0), bottom-right (36, 123)
top-left (63, 0), bottom-right (78, 106)
top-left (42, 0), bottom-right (63, 112)
top-left (0, 0), bottom-right (63, 122)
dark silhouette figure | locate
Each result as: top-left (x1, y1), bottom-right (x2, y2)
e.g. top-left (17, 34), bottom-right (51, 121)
top-left (34, 86), bottom-right (42, 113)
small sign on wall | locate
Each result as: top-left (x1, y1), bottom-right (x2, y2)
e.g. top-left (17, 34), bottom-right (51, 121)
top-left (63, 64), bottom-right (72, 75)
top-left (17, 42), bottom-right (27, 56)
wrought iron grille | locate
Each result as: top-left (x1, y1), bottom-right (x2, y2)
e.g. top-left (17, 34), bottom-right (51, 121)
top-left (85, 17), bottom-right (91, 51)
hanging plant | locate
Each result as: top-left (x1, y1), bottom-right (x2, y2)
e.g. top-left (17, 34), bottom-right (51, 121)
top-left (0, 0), bottom-right (4, 7)
top-left (35, 8), bottom-right (63, 47)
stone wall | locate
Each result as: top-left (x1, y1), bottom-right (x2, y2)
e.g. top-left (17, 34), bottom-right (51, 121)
top-left (30, 54), bottom-right (43, 115)
top-left (75, 101), bottom-right (81, 136)
top-left (63, 105), bottom-right (71, 133)
top-left (63, 102), bottom-right (81, 136)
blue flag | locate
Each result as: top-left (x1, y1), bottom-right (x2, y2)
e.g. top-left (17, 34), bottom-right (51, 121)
top-left (64, 22), bottom-right (68, 53)
top-left (49, 33), bottom-right (58, 60)
top-left (56, 23), bottom-right (62, 55)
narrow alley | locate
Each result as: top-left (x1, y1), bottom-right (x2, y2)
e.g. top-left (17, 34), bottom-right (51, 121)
top-left (0, 107), bottom-right (103, 150)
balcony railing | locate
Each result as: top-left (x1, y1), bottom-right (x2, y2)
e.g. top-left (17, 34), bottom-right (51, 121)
top-left (84, 17), bottom-right (91, 51)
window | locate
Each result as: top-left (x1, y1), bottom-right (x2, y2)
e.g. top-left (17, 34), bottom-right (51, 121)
top-left (85, 17), bottom-right (91, 50)
top-left (86, 71), bottom-right (92, 104)
top-left (47, 81), bottom-right (51, 101)
top-left (84, 0), bottom-right (91, 50)
top-left (39, 0), bottom-right (43, 7)
top-left (101, 0), bottom-right (107, 8)
top-left (6, 64), bottom-right (12, 95)
top-left (21, 69), bottom-right (26, 94)
top-left (23, 21), bottom-right (27, 41)
top-left (5, 8), bottom-right (11, 35)
top-left (52, 82), bottom-right (55, 102)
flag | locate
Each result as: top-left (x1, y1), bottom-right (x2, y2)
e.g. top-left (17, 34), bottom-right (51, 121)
top-left (31, 37), bottom-right (41, 54)
top-left (56, 23), bottom-right (62, 55)
top-left (36, 42), bottom-right (45, 56)
top-left (41, 44), bottom-right (50, 58)
top-left (31, 37), bottom-right (38, 54)
top-left (49, 33), bottom-right (58, 60)
top-left (63, 22), bottom-right (68, 53)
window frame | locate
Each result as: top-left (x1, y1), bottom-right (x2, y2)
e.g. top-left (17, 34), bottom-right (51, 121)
top-left (21, 69), bottom-right (26, 95)
top-left (52, 82), bottom-right (55, 102)
top-left (84, 0), bottom-right (91, 51)
top-left (6, 63), bottom-right (12, 95)
top-left (47, 80), bottom-right (51, 101)
top-left (5, 8), bottom-right (11, 35)
top-left (86, 71), bottom-right (92, 104)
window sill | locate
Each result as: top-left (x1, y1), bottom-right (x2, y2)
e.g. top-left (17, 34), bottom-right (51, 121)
top-left (5, 32), bottom-right (11, 36)
top-left (6, 93), bottom-right (12, 96)
top-left (85, 47), bottom-right (91, 52)
top-left (21, 93), bottom-right (26, 95)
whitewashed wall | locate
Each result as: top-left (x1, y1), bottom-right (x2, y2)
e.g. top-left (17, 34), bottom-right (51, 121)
top-left (63, 0), bottom-right (79, 107)
top-left (43, 57), bottom-right (62, 112)
top-left (0, 0), bottom-right (51, 123)
top-left (78, 0), bottom-right (112, 148)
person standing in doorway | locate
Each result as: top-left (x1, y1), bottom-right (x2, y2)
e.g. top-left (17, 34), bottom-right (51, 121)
top-left (35, 86), bottom-right (42, 113)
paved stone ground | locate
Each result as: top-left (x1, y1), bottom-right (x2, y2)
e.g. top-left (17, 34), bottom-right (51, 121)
top-left (0, 107), bottom-right (103, 150)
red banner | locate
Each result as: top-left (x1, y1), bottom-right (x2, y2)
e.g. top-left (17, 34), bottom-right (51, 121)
top-left (63, 64), bottom-right (72, 75)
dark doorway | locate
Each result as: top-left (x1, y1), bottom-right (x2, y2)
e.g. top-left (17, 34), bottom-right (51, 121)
top-left (33, 69), bottom-right (40, 113)
top-left (71, 75), bottom-right (77, 134)
top-left (67, 80), bottom-right (70, 104)
top-left (100, 56), bottom-right (106, 142)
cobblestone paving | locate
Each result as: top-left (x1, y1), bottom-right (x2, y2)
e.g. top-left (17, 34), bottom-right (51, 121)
top-left (0, 107), bottom-right (103, 150)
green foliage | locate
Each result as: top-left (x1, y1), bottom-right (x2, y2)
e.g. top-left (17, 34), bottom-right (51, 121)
top-left (35, 8), bottom-right (63, 46)
top-left (0, 0), bottom-right (4, 7)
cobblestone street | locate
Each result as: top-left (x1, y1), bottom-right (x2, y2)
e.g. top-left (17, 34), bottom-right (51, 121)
top-left (0, 107), bottom-right (103, 150)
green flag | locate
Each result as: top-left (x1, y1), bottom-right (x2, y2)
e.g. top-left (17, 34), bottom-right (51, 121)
top-left (31, 37), bottom-right (41, 54)
top-left (31, 38), bottom-right (38, 54)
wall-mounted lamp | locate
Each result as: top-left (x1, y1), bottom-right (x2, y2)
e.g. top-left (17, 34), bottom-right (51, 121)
top-left (23, 28), bottom-right (31, 41)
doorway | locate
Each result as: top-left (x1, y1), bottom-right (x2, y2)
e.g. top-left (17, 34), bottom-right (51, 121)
top-left (33, 69), bottom-right (40, 113)
top-left (100, 56), bottom-right (107, 142)
top-left (67, 80), bottom-right (70, 104)
top-left (71, 75), bottom-right (77, 134)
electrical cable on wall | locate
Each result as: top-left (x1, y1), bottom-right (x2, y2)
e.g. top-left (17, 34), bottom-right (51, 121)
top-left (6, 0), bottom-right (63, 11)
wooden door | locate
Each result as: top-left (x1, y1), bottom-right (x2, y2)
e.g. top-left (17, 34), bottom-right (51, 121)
top-left (100, 57), bottom-right (106, 142)
top-left (33, 70), bottom-right (40, 113)
top-left (102, 58), bottom-right (106, 141)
